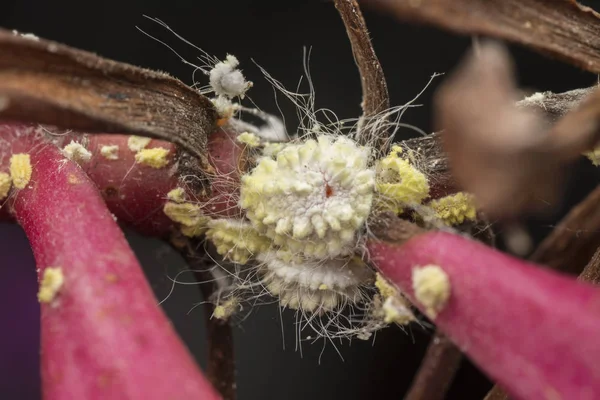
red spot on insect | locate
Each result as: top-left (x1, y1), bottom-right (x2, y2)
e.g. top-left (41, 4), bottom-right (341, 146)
top-left (325, 183), bottom-right (333, 198)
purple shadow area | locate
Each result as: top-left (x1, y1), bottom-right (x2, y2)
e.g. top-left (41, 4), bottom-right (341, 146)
top-left (0, 224), bottom-right (40, 400)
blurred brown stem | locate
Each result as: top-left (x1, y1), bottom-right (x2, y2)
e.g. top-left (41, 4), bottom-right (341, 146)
top-left (404, 332), bottom-right (462, 400)
top-left (196, 270), bottom-right (237, 400)
top-left (175, 239), bottom-right (237, 400)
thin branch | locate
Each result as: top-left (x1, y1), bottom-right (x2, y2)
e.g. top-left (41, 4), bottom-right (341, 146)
top-left (333, 0), bottom-right (390, 151)
top-left (483, 385), bottom-right (511, 400)
top-left (405, 332), bottom-right (462, 400)
top-left (530, 184), bottom-right (600, 274)
top-left (365, 0), bottom-right (600, 74)
top-left (179, 240), bottom-right (237, 400)
top-left (579, 246), bottom-right (600, 285)
top-left (195, 269), bottom-right (236, 400)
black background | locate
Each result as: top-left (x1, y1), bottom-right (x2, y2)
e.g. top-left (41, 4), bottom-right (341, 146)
top-left (1, 0), bottom-right (600, 399)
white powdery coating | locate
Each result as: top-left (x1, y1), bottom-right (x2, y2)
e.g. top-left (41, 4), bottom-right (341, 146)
top-left (62, 141), bottom-right (92, 164)
top-left (240, 135), bottom-right (375, 258)
top-left (209, 55), bottom-right (251, 98)
top-left (211, 96), bottom-right (238, 119)
top-left (257, 252), bottom-right (371, 291)
top-left (100, 145), bottom-right (119, 160)
top-left (127, 135), bottom-right (152, 152)
top-left (258, 252), bottom-right (372, 312)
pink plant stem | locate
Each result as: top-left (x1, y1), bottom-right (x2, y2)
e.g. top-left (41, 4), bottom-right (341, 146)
top-left (12, 141), bottom-right (220, 399)
top-left (369, 232), bottom-right (600, 400)
top-left (0, 123), bottom-right (243, 230)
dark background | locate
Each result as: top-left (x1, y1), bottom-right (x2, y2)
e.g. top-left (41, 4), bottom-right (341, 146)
top-left (1, 0), bottom-right (600, 399)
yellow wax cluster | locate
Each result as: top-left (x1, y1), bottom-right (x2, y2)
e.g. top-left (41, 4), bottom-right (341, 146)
top-left (38, 267), bottom-right (64, 303)
top-left (428, 192), bottom-right (477, 226)
top-left (135, 147), bottom-right (170, 168)
top-left (412, 264), bottom-right (451, 319)
top-left (375, 273), bottom-right (414, 325)
top-left (163, 201), bottom-right (211, 237)
top-left (213, 297), bottom-right (239, 320)
top-left (375, 145), bottom-right (430, 213)
top-left (236, 132), bottom-right (261, 148)
top-left (10, 153), bottom-right (32, 189)
top-left (0, 173), bottom-right (11, 200)
top-left (206, 219), bottom-right (271, 264)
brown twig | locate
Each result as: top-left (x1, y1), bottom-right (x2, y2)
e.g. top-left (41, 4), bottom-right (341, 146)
top-left (483, 385), bottom-right (512, 400)
top-left (405, 332), bottom-right (463, 400)
top-left (196, 271), bottom-right (237, 400)
top-left (333, 0), bottom-right (390, 151)
top-left (579, 246), bottom-right (600, 285)
top-left (530, 184), bottom-right (600, 274)
top-left (178, 239), bottom-right (237, 400)
top-left (365, 0), bottom-right (600, 75)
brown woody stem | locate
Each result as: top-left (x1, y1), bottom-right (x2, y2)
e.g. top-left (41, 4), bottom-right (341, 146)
top-left (405, 332), bottom-right (462, 400)
top-left (530, 184), bottom-right (600, 274)
top-left (196, 270), bottom-right (236, 400)
top-left (334, 0), bottom-right (390, 151)
top-left (177, 239), bottom-right (237, 400)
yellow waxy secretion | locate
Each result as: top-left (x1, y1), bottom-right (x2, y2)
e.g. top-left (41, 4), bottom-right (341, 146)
top-left (375, 273), bottom-right (414, 325)
top-left (584, 145), bottom-right (600, 166)
top-left (166, 187), bottom-right (186, 203)
top-left (428, 192), bottom-right (477, 226)
top-left (236, 132), bottom-right (261, 147)
top-left (412, 264), bottom-right (451, 319)
top-left (38, 267), bottom-right (64, 303)
top-left (127, 135), bottom-right (152, 152)
top-left (375, 272), bottom-right (398, 300)
top-left (135, 148), bottom-right (170, 168)
top-left (375, 146), bottom-right (429, 213)
top-left (10, 153), bottom-right (32, 189)
top-left (163, 202), bottom-right (210, 237)
top-left (0, 172), bottom-right (12, 200)
top-left (213, 297), bottom-right (239, 320)
top-left (206, 218), bottom-right (271, 264)
top-left (382, 296), bottom-right (414, 325)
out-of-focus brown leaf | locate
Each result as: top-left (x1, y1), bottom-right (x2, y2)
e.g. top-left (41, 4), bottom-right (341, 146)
top-left (365, 0), bottom-right (600, 74)
top-left (0, 29), bottom-right (217, 160)
top-left (435, 41), bottom-right (556, 217)
top-left (435, 40), bottom-right (600, 218)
